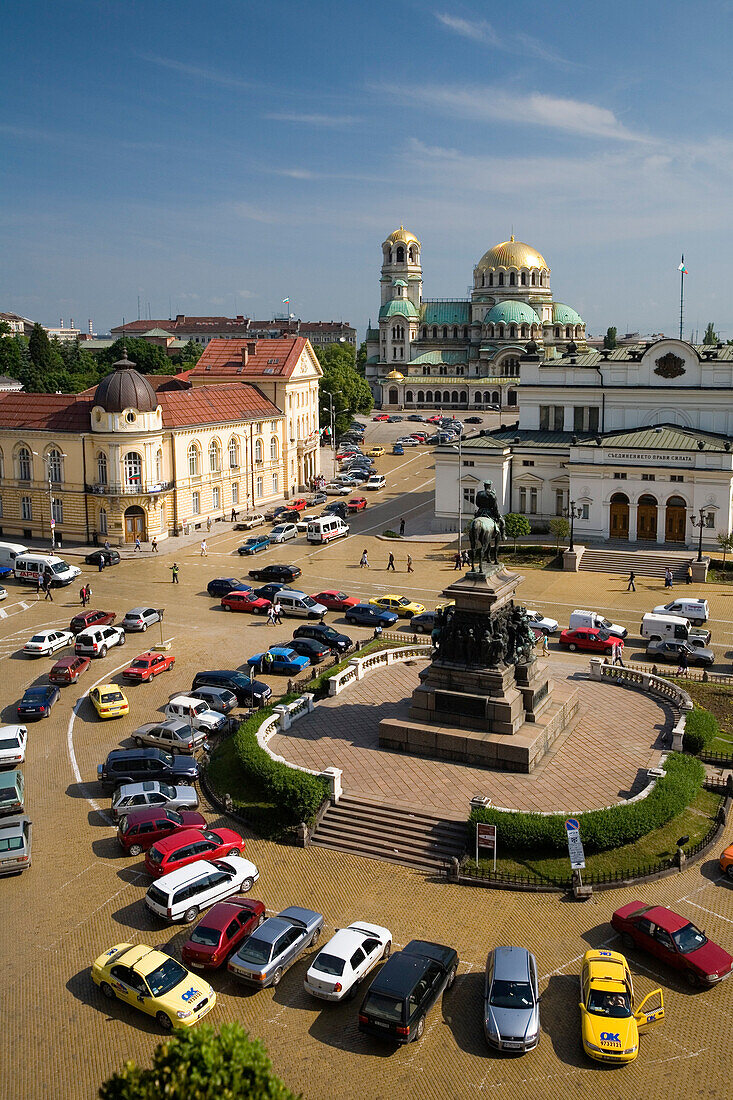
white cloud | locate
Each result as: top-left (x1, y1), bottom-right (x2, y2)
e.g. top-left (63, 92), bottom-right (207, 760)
top-left (264, 112), bottom-right (358, 127)
top-left (140, 54), bottom-right (255, 90)
top-left (434, 11), bottom-right (575, 67)
top-left (434, 13), bottom-right (500, 45)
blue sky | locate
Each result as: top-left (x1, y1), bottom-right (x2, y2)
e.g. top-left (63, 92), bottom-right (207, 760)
top-left (2, 0), bottom-right (733, 339)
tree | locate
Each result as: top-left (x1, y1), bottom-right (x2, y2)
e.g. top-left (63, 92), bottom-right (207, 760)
top-left (29, 322), bottom-right (62, 373)
top-left (99, 1022), bottom-right (299, 1100)
top-left (703, 322), bottom-right (719, 345)
top-left (716, 532), bottom-right (733, 568)
top-left (548, 516), bottom-right (570, 552)
top-left (602, 326), bottom-right (617, 350)
top-left (171, 339), bottom-right (203, 367)
top-left (315, 342), bottom-right (373, 436)
top-left (503, 513), bottom-right (531, 553)
top-left (355, 340), bottom-right (367, 376)
top-left (97, 337), bottom-right (169, 375)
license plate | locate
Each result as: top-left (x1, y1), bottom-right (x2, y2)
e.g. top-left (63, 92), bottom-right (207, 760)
top-left (189, 963), bottom-right (203, 969)
top-left (373, 1021), bottom-right (389, 1029)
top-left (503, 1042), bottom-right (522, 1049)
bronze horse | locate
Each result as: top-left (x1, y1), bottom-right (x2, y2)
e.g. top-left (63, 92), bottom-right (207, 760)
top-left (467, 514), bottom-right (505, 570)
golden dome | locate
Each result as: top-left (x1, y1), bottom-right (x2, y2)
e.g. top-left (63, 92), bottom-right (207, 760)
top-left (476, 235), bottom-right (549, 272)
top-left (385, 369), bottom-right (404, 380)
top-left (384, 225), bottom-right (420, 247)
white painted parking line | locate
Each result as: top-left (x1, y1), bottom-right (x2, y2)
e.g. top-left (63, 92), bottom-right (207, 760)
top-left (684, 900), bottom-right (733, 925)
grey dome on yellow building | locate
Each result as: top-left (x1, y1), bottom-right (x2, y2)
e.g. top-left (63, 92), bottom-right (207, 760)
top-left (93, 348), bottom-right (158, 413)
top-left (476, 237), bottom-right (549, 273)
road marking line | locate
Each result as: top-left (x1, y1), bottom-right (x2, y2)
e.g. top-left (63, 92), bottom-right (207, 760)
top-left (684, 901), bottom-right (733, 925)
top-left (0, 609), bottom-right (5, 619)
top-left (19, 601), bottom-right (29, 609)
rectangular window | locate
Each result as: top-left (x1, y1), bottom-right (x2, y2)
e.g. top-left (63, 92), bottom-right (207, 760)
top-left (0, 496), bottom-right (3, 517)
top-left (99, 508), bottom-right (107, 534)
top-left (191, 492), bottom-right (200, 515)
top-left (553, 407), bottom-right (564, 431)
top-left (519, 487), bottom-right (527, 513)
top-left (573, 406), bottom-right (599, 432)
top-left (256, 476), bottom-right (263, 498)
top-left (588, 406), bottom-right (599, 432)
top-left (271, 474), bottom-right (279, 494)
top-left (555, 490), bottom-right (564, 516)
top-left (463, 487), bottom-right (475, 504)
top-left (671, 475), bottom-right (684, 482)
top-left (256, 423), bottom-right (262, 434)
top-left (614, 471), bottom-right (627, 480)
top-left (212, 486), bottom-right (220, 510)
top-left (270, 421), bottom-right (278, 431)
top-left (52, 498), bottom-right (63, 524)
top-left (573, 406), bottom-right (584, 432)
top-left (21, 496), bottom-right (32, 520)
top-left (539, 406), bottom-right (550, 431)
top-left (581, 503), bottom-right (589, 520)
top-left (530, 488), bottom-right (538, 514)
top-left (231, 482), bottom-right (239, 504)
top-left (522, 460), bottom-right (534, 467)
top-left (641, 473), bottom-right (656, 481)
top-left (462, 460), bottom-right (475, 467)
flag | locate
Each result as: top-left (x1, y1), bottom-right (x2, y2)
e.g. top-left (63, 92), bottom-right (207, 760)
top-left (678, 257), bottom-right (688, 274)
top-left (282, 297), bottom-right (290, 304)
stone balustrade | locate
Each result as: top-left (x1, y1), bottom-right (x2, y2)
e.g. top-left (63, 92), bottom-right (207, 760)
top-left (588, 657), bottom-right (692, 750)
top-left (255, 693), bottom-right (342, 801)
top-left (328, 643), bottom-right (432, 696)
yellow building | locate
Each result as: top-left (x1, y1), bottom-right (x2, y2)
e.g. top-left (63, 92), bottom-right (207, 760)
top-left (0, 342), bottom-right (320, 547)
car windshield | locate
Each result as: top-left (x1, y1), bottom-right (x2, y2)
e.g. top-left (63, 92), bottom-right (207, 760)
top-left (489, 980), bottom-right (534, 1009)
top-left (0, 835), bottom-right (23, 852)
top-left (145, 957), bottom-right (188, 997)
top-left (165, 810), bottom-right (183, 825)
top-left (599, 617), bottom-right (613, 629)
top-left (587, 989), bottom-right (631, 1017)
top-left (101, 692), bottom-right (123, 703)
top-left (672, 923), bottom-right (707, 954)
top-left (363, 992), bottom-right (402, 1021)
top-left (312, 952), bottom-right (345, 976)
top-left (51, 562), bottom-right (68, 574)
top-left (597, 631), bottom-right (611, 641)
top-left (397, 598), bottom-right (411, 606)
top-left (190, 925), bottom-right (221, 946)
top-left (0, 736), bottom-right (20, 749)
top-left (0, 785), bottom-right (18, 801)
top-left (235, 938), bottom-right (273, 965)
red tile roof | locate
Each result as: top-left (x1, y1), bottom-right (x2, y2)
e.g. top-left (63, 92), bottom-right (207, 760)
top-left (0, 392), bottom-right (94, 432)
top-left (191, 338), bottom-right (308, 380)
top-left (158, 384), bottom-right (282, 428)
top-left (111, 316), bottom-right (353, 337)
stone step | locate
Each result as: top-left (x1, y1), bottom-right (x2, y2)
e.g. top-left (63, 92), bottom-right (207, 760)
top-left (309, 833), bottom-right (446, 873)
top-left (333, 795), bottom-right (466, 835)
top-left (314, 813), bottom-right (465, 856)
top-left (578, 548), bottom-right (694, 578)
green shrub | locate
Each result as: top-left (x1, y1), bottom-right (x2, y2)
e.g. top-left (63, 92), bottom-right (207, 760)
top-left (682, 705), bottom-right (719, 755)
top-left (469, 753), bottom-right (704, 853)
top-left (382, 529), bottom-right (399, 538)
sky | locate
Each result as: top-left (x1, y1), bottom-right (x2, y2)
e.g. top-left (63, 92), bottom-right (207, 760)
top-left (2, 0), bottom-right (733, 340)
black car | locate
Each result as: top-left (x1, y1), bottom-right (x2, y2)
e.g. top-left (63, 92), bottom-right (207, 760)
top-left (465, 416), bottom-right (482, 424)
top-left (293, 623), bottom-right (352, 653)
top-left (247, 563), bottom-right (302, 583)
top-left (253, 582), bottom-right (287, 603)
top-left (97, 747), bottom-right (198, 792)
top-left (264, 505), bottom-right (288, 522)
top-left (409, 611), bottom-right (437, 635)
top-left (284, 637), bottom-right (331, 664)
top-left (358, 940), bottom-right (459, 1044)
top-left (387, 415), bottom-right (403, 423)
top-left (206, 578), bottom-right (253, 599)
top-left (191, 670), bottom-right (272, 707)
top-left (322, 502), bottom-right (349, 520)
top-left (278, 509), bottom-right (301, 524)
top-left (17, 683), bottom-right (60, 719)
top-left (84, 549), bottom-right (121, 567)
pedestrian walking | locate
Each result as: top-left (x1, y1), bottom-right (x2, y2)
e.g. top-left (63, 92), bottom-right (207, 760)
top-left (98, 555), bottom-right (105, 572)
top-left (170, 562), bottom-right (179, 584)
top-left (231, 508), bottom-right (237, 522)
top-left (406, 554), bottom-right (414, 573)
top-left (267, 604), bottom-right (276, 626)
top-left (612, 643), bottom-right (625, 667)
top-left (85, 583), bottom-right (92, 604)
top-left (453, 551), bottom-right (462, 570)
top-left (540, 633), bottom-right (549, 657)
top-left (461, 549), bottom-right (470, 566)
top-left (273, 601), bottom-right (283, 625)
top-left (360, 549), bottom-right (369, 568)
top-left (36, 574), bottom-right (43, 600)
top-left (686, 564), bottom-right (692, 585)
top-left (399, 517), bottom-right (405, 537)
top-left (134, 536), bottom-right (141, 553)
top-left (79, 585), bottom-right (87, 607)
top-left (387, 552), bottom-right (396, 571)
top-left (151, 536), bottom-right (158, 553)
top-left (664, 567), bottom-right (673, 588)
top-left (676, 649), bottom-right (688, 677)
top-left (626, 570), bottom-right (636, 592)
top-left (206, 516), bottom-right (212, 532)
top-left (43, 574), bottom-right (53, 601)
top-left (200, 539), bottom-right (208, 557)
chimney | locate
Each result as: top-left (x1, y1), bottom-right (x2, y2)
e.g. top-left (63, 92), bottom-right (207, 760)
top-left (70, 317), bottom-right (74, 329)
top-left (247, 340), bottom-right (257, 357)
top-left (241, 344), bottom-right (249, 367)
top-left (88, 319), bottom-right (93, 334)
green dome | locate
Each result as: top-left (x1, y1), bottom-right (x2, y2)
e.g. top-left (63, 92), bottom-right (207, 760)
top-left (379, 298), bottom-right (419, 320)
top-left (552, 302), bottom-right (583, 325)
top-left (484, 301), bottom-right (540, 326)
top-left (392, 279), bottom-right (407, 287)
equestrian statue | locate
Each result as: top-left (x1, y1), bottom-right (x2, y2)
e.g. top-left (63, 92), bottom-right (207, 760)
top-left (467, 481), bottom-right (505, 571)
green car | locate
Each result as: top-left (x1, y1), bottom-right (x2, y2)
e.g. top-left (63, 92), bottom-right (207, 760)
top-left (0, 769), bottom-right (25, 817)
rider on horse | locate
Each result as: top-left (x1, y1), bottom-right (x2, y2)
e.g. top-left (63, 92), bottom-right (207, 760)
top-left (467, 481), bottom-right (505, 569)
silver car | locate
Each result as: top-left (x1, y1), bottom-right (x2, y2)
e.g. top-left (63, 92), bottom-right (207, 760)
top-left (270, 523), bottom-right (298, 544)
top-left (188, 686), bottom-right (237, 715)
top-left (0, 814), bottom-right (32, 875)
top-left (131, 719), bottom-right (208, 754)
top-left (227, 906), bottom-right (324, 988)
top-left (122, 607), bottom-right (162, 632)
top-left (484, 946), bottom-right (540, 1053)
top-left (111, 781), bottom-right (199, 820)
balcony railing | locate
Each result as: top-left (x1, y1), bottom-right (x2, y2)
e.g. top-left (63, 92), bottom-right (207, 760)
top-left (85, 481), bottom-right (174, 496)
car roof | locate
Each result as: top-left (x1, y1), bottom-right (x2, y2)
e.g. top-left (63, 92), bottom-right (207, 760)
top-left (125, 607), bottom-right (147, 614)
top-left (317, 926), bottom-right (381, 958)
top-left (115, 781), bottom-right (166, 796)
top-left (0, 815), bottom-right (29, 838)
top-left (267, 647), bottom-right (296, 656)
top-left (120, 807), bottom-right (178, 826)
top-left (154, 858), bottom-right (223, 890)
top-left (634, 905), bottom-right (690, 932)
top-left (108, 747), bottom-right (160, 761)
top-left (151, 828), bottom-right (210, 854)
top-left (368, 952), bottom-right (431, 996)
top-left (193, 900), bottom-right (253, 932)
top-left (97, 683), bottom-right (125, 692)
top-left (280, 905), bottom-right (320, 925)
top-left (490, 945), bottom-right (533, 981)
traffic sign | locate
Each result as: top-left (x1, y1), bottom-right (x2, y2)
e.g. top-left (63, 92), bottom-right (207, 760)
top-left (565, 818), bottom-right (580, 833)
top-left (565, 818), bottom-right (585, 870)
top-left (476, 822), bottom-right (498, 871)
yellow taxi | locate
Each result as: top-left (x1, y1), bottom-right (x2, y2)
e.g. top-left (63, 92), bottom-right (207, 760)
top-left (368, 594), bottom-right (426, 619)
top-left (89, 683), bottom-right (129, 719)
top-left (92, 942), bottom-right (216, 1031)
top-left (367, 446), bottom-right (385, 457)
top-left (579, 949), bottom-right (664, 1064)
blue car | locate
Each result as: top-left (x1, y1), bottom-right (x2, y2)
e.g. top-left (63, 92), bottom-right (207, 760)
top-left (392, 444), bottom-right (404, 455)
top-left (17, 683), bottom-right (60, 719)
top-left (247, 647), bottom-right (311, 676)
top-left (344, 603), bottom-right (399, 627)
top-left (206, 577), bottom-right (253, 598)
top-left (238, 535), bottom-right (271, 556)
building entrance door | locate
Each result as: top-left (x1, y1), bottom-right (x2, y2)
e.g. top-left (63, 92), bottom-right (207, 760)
top-left (124, 506), bottom-right (146, 543)
top-left (665, 497), bottom-right (687, 543)
top-left (637, 495), bottom-right (658, 541)
top-left (609, 493), bottom-right (629, 540)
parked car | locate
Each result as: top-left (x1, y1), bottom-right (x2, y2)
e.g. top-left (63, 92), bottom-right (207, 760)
top-left (75, 624), bottom-right (126, 658)
top-left (145, 856), bottom-right (260, 924)
top-left (247, 647), bottom-right (310, 676)
top-left (307, 493), bottom-right (328, 506)
top-left (23, 629), bottom-right (74, 657)
top-left (322, 502), bottom-right (349, 521)
top-left (89, 684), bottom-right (129, 719)
top-left (221, 591), bottom-right (271, 614)
top-left (358, 939), bottom-right (459, 1043)
top-left (191, 670), bottom-right (272, 707)
top-left (131, 719), bottom-right (208, 754)
top-left (145, 827), bottom-right (245, 878)
top-left (98, 748), bottom-right (198, 792)
top-left (407, 414), bottom-right (425, 422)
top-left (122, 651), bottom-right (176, 682)
top-left (181, 899), bottom-right (267, 970)
top-left (69, 609), bottom-right (116, 634)
top-left (348, 497), bottom-right (368, 513)
top-left (373, 414), bottom-right (390, 421)
top-left (206, 578), bottom-right (252, 598)
top-left (289, 497), bottom-right (308, 512)
top-left (366, 475), bottom-right (386, 490)
top-left (293, 622), bottom-right (352, 653)
top-left (188, 685), bottom-right (238, 715)
top-left (611, 901), bottom-right (733, 986)
top-left (0, 814), bottom-right (32, 875)
top-left (645, 640), bottom-right (714, 667)
top-left (578, 949), bottom-right (664, 1063)
top-left (91, 942), bottom-right (216, 1031)
top-left (122, 607), bottom-right (162, 633)
top-left (164, 696), bottom-right (226, 734)
top-left (568, 609), bottom-right (627, 640)
top-left (558, 628), bottom-right (620, 655)
top-left (227, 906), bottom-right (324, 988)
top-left (369, 594), bottom-right (425, 619)
top-left (116, 807), bottom-right (207, 856)
top-left (285, 637), bottom-right (331, 664)
top-left (253, 582), bottom-right (286, 603)
top-left (84, 549), bottom-right (121, 567)
top-left (410, 611), bottom-right (438, 634)
top-left (264, 505), bottom-right (288, 522)
top-left (269, 523), bottom-right (298, 544)
top-left (49, 654), bottom-right (91, 685)
top-left (304, 922), bottom-right (392, 1002)
top-left (345, 603), bottom-right (399, 627)
top-left (233, 513), bottom-right (265, 530)
top-left (484, 946), bottom-right (540, 1053)
top-left (238, 535), bottom-right (272, 556)
top-left (0, 725), bottom-right (28, 768)
top-left (325, 482), bottom-right (351, 496)
top-left (111, 782), bottom-right (200, 820)
top-left (392, 444), bottom-right (404, 455)
top-left (0, 769), bottom-right (24, 816)
top-left (295, 513), bottom-right (319, 532)
top-left (525, 610), bottom-right (559, 635)
top-left (310, 590), bottom-right (359, 613)
top-left (247, 563), bottom-right (302, 583)
top-left (465, 416), bottom-right (482, 424)
top-left (17, 684), bottom-right (60, 720)
top-left (367, 446), bottom-right (385, 457)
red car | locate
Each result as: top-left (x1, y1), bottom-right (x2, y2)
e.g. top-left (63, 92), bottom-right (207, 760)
top-left (49, 654), bottom-right (91, 685)
top-left (181, 899), bottom-right (267, 970)
top-left (311, 589), bottom-right (359, 612)
top-left (558, 628), bottom-right (620, 655)
top-left (122, 650), bottom-right (176, 682)
top-left (69, 609), bottom-right (116, 634)
top-left (289, 497), bottom-right (308, 512)
top-left (611, 901), bottom-right (733, 987)
top-left (221, 591), bottom-right (271, 614)
top-left (145, 826), bottom-right (245, 877)
top-left (410, 432), bottom-right (428, 441)
top-left (426, 415), bottom-right (442, 424)
top-left (348, 497), bottom-right (367, 513)
top-left (372, 414), bottom-right (390, 421)
top-left (116, 807), bottom-right (207, 856)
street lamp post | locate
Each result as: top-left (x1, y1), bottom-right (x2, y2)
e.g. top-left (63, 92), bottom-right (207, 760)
top-left (323, 390), bottom-right (341, 481)
top-left (690, 508), bottom-right (707, 563)
top-left (31, 449), bottom-right (67, 551)
top-left (451, 434), bottom-right (463, 556)
top-left (563, 499), bottom-right (584, 553)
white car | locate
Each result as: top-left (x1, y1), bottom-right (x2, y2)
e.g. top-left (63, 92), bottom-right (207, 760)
top-left (23, 629), bottom-right (74, 657)
top-left (145, 856), bottom-right (260, 924)
top-left (525, 609), bottom-right (559, 635)
top-left (0, 585), bottom-right (6, 601)
top-left (296, 513), bottom-right (318, 532)
top-left (0, 725), bottom-right (28, 767)
top-left (270, 523), bottom-right (298, 544)
top-left (325, 482), bottom-right (352, 496)
top-left (366, 475), bottom-right (386, 490)
top-left (304, 921), bottom-right (392, 1001)
top-left (74, 624), bottom-right (126, 658)
top-left (239, 513), bottom-right (265, 529)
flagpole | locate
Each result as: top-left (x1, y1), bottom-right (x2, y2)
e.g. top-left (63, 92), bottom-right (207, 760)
top-left (679, 255), bottom-right (685, 340)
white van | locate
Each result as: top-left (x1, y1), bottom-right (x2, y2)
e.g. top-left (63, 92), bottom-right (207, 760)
top-left (276, 589), bottom-right (328, 619)
top-left (164, 695), bottom-right (226, 734)
top-left (652, 598), bottom-right (709, 626)
top-left (0, 542), bottom-right (29, 569)
top-left (640, 612), bottom-right (690, 643)
top-left (366, 474), bottom-right (386, 490)
top-left (14, 553), bottom-right (81, 587)
top-left (306, 517), bottom-right (350, 544)
top-left (568, 609), bottom-right (627, 639)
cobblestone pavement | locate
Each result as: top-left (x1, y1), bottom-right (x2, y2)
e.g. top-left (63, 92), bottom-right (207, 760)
top-left (2, 432), bottom-right (733, 1099)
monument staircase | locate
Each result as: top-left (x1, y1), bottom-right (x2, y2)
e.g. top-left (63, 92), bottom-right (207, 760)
top-left (578, 546), bottom-right (694, 580)
top-left (309, 792), bottom-right (466, 873)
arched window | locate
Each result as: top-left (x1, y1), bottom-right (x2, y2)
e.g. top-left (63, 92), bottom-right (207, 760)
top-left (497, 325), bottom-right (504, 339)
top-left (509, 272), bottom-right (516, 286)
top-left (187, 443), bottom-right (200, 477)
top-left (521, 272), bottom-right (527, 285)
top-left (452, 326), bottom-right (458, 339)
top-left (396, 246), bottom-right (405, 262)
top-left (47, 448), bottom-right (63, 483)
top-left (406, 390), bottom-right (413, 403)
top-left (270, 437), bottom-right (279, 460)
top-left (255, 438), bottom-right (263, 463)
top-left (488, 273), bottom-right (494, 287)
top-left (432, 326), bottom-right (438, 338)
top-left (155, 448), bottom-right (162, 482)
top-left (124, 451), bottom-right (142, 488)
top-left (208, 439), bottom-right (220, 473)
top-left (481, 273), bottom-right (485, 287)
top-left (520, 325), bottom-right (528, 338)
top-left (507, 390), bottom-right (517, 406)
top-left (509, 325), bottom-right (517, 338)
top-left (408, 246), bottom-right (415, 262)
top-left (451, 390), bottom-right (459, 403)
top-left (99, 508), bottom-right (107, 535)
top-left (417, 390), bottom-right (425, 403)
top-left (442, 326), bottom-right (448, 339)
top-left (491, 390), bottom-right (499, 403)
top-left (463, 326), bottom-right (468, 338)
top-left (97, 452), bottom-right (108, 485)
top-left (17, 447), bottom-right (32, 481)
top-left (443, 390), bottom-right (450, 403)
top-left (426, 390), bottom-right (433, 402)
top-left (554, 327), bottom-right (561, 339)
top-left (228, 436), bottom-right (239, 468)
top-left (498, 273), bottom-right (504, 286)
top-left (566, 326), bottom-right (572, 339)
top-left (531, 272), bottom-right (536, 286)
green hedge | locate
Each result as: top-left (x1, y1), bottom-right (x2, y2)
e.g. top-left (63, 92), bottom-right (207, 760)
top-left (683, 705), bottom-right (719, 755)
top-left (469, 752), bottom-right (705, 853)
